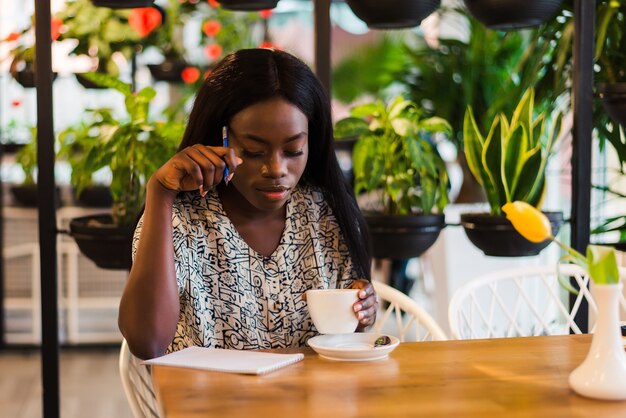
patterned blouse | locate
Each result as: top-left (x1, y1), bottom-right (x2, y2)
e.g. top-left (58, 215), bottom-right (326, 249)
top-left (133, 184), bottom-right (357, 352)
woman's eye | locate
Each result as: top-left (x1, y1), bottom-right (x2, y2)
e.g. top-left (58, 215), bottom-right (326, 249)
top-left (285, 149), bottom-right (304, 157)
top-left (242, 149), bottom-right (264, 158)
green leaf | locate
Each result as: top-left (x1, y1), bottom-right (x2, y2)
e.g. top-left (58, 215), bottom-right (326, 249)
top-left (501, 123), bottom-right (527, 202)
top-left (334, 117), bottom-right (369, 139)
top-left (80, 72), bottom-right (131, 95)
top-left (514, 146), bottom-right (543, 204)
top-left (351, 102), bottom-right (383, 119)
top-left (463, 107), bottom-right (486, 186)
top-left (587, 245), bottom-right (619, 284)
top-left (391, 117), bottom-right (412, 137)
top-left (482, 116), bottom-right (506, 211)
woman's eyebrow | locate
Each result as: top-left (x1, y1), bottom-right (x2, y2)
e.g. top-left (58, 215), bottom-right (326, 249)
top-left (239, 132), bottom-right (308, 144)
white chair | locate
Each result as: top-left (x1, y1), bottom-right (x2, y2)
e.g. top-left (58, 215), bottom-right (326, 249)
top-left (119, 339), bottom-right (161, 418)
top-left (448, 264), bottom-right (626, 340)
top-left (372, 281), bottom-right (447, 341)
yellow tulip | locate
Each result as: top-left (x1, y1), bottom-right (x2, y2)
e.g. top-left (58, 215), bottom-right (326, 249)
top-left (502, 201), bottom-right (552, 243)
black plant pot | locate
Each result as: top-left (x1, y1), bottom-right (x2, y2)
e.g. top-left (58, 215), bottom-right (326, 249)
top-left (598, 83), bottom-right (626, 130)
top-left (74, 186), bottom-right (113, 208)
top-left (10, 184), bottom-right (61, 208)
top-left (0, 142), bottom-right (26, 154)
top-left (11, 67), bottom-right (57, 89)
top-left (346, 0), bottom-right (441, 29)
top-left (365, 213), bottom-right (446, 259)
top-left (219, 0), bottom-right (279, 11)
top-left (91, 0), bottom-right (154, 8)
top-left (69, 214), bottom-right (133, 270)
top-left (463, 0), bottom-right (563, 30)
top-left (596, 241), bottom-right (626, 252)
top-left (460, 212), bottom-right (564, 257)
top-left (147, 58), bottom-right (189, 83)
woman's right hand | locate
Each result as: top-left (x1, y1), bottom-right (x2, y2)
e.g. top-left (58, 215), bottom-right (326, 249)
top-left (152, 144), bottom-right (242, 195)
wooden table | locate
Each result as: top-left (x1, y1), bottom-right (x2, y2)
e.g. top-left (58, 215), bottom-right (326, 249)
top-left (152, 335), bottom-right (626, 417)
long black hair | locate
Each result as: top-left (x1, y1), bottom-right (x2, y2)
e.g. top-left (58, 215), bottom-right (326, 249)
top-left (179, 48), bottom-right (371, 280)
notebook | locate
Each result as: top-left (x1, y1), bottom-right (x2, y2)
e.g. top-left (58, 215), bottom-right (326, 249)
top-left (142, 346), bottom-right (304, 375)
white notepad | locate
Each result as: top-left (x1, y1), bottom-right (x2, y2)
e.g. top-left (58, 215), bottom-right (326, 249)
top-left (142, 346), bottom-right (304, 375)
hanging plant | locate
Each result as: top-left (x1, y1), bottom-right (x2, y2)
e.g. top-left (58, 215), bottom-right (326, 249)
top-left (346, 0), bottom-right (441, 29)
top-left (463, 0), bottom-right (563, 30)
top-left (56, 0), bottom-right (160, 77)
top-left (91, 0), bottom-right (154, 8)
top-left (218, 0), bottom-right (279, 11)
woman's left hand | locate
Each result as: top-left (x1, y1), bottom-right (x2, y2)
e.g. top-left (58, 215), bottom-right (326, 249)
top-left (350, 279), bottom-right (377, 331)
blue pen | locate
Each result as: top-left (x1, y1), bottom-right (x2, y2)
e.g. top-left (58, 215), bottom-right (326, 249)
top-left (222, 126), bottom-right (229, 185)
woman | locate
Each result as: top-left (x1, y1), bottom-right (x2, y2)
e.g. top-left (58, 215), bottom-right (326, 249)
top-left (119, 48), bottom-right (375, 359)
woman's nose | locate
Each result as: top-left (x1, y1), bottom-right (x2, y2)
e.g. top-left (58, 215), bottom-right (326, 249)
top-left (262, 154), bottom-right (287, 178)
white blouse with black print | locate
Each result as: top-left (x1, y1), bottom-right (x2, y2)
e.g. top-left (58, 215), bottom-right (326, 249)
top-left (132, 183), bottom-right (357, 352)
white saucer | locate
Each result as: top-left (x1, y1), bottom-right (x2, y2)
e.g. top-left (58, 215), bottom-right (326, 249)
top-left (307, 333), bottom-right (400, 362)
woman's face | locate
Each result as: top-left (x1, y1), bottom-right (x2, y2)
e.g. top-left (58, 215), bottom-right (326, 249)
top-left (227, 97), bottom-right (309, 212)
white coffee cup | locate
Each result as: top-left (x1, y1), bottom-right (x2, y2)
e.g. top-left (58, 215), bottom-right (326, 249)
top-left (306, 288), bottom-right (360, 334)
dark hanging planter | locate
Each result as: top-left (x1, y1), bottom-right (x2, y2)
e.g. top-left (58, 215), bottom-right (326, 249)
top-left (69, 214), bottom-right (133, 270)
top-left (365, 213), bottom-right (446, 259)
top-left (219, 0), bottom-right (279, 11)
top-left (346, 0), bottom-right (441, 29)
top-left (91, 0), bottom-right (154, 8)
top-left (9, 184), bottom-right (61, 208)
top-left (460, 212), bottom-right (564, 257)
top-left (10, 58), bottom-right (57, 89)
top-left (598, 83), bottom-right (626, 129)
top-left (147, 57), bottom-right (189, 83)
top-left (463, 0), bottom-right (563, 30)
top-left (74, 185), bottom-right (113, 208)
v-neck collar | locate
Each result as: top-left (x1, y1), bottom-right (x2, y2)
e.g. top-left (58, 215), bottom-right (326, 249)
top-left (208, 186), bottom-right (298, 259)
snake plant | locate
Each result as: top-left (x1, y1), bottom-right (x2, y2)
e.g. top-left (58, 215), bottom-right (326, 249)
top-left (463, 88), bottom-right (562, 215)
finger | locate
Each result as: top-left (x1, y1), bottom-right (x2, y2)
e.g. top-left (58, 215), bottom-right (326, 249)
top-left (169, 153), bottom-right (204, 191)
top-left (357, 283), bottom-right (375, 300)
top-left (357, 305), bottom-right (377, 324)
top-left (221, 147), bottom-right (242, 177)
top-left (184, 146), bottom-right (226, 189)
top-left (357, 294), bottom-right (377, 310)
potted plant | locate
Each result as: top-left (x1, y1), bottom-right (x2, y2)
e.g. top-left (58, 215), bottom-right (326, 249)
top-left (334, 96), bottom-right (451, 259)
top-left (3, 18), bottom-right (62, 88)
top-left (66, 72), bottom-right (183, 269)
top-left (461, 88), bottom-right (564, 257)
top-left (345, 0), bottom-right (441, 29)
top-left (55, 0), bottom-right (159, 81)
top-left (9, 128), bottom-right (62, 207)
top-left (58, 121), bottom-right (113, 207)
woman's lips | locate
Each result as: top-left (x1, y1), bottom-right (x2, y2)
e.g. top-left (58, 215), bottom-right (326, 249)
top-left (258, 186), bottom-right (290, 201)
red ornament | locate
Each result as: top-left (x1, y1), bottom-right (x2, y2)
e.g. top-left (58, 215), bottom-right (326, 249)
top-left (259, 9), bottom-right (273, 19)
top-left (259, 41), bottom-right (276, 50)
top-left (51, 17), bottom-right (63, 41)
top-left (11, 100), bottom-right (21, 108)
top-left (181, 67), bottom-right (200, 84)
top-left (5, 32), bottom-right (21, 42)
top-left (207, 0), bottom-right (220, 7)
top-left (204, 44), bottom-right (223, 60)
top-left (202, 20), bottom-right (222, 37)
top-left (128, 7), bottom-right (162, 38)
